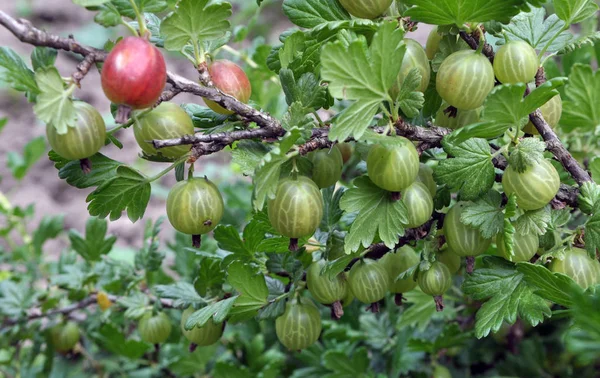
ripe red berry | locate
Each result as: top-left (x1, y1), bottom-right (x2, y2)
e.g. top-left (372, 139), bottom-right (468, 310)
top-left (101, 37), bottom-right (167, 111)
top-left (205, 60), bottom-right (252, 115)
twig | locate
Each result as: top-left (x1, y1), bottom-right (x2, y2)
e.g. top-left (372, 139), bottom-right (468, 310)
top-left (71, 53), bottom-right (97, 86)
top-left (0, 292), bottom-right (174, 330)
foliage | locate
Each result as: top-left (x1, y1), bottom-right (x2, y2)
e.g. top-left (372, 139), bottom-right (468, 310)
top-left (0, 0), bottom-right (599, 377)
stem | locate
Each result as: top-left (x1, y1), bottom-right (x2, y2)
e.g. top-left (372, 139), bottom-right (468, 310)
top-left (475, 25), bottom-right (485, 54)
top-left (313, 112), bottom-right (324, 127)
top-left (120, 18), bottom-right (138, 36)
top-left (192, 40), bottom-right (204, 66)
top-left (128, 0), bottom-right (147, 37)
top-left (147, 155), bottom-right (190, 182)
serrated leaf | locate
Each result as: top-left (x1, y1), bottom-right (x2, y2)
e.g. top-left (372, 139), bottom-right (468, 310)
top-left (584, 212), bottom-right (600, 259)
top-left (282, 0), bottom-right (350, 29)
top-left (32, 68), bottom-right (77, 134)
top-left (340, 176), bottom-right (408, 253)
top-left (403, 0), bottom-right (525, 25)
top-left (516, 262), bottom-right (583, 307)
top-left (155, 282), bottom-right (206, 308)
top-left (578, 182), bottom-right (600, 215)
top-left (227, 262), bottom-right (268, 322)
top-left (93, 323), bottom-right (149, 359)
top-left (49, 152), bottom-right (122, 188)
top-left (32, 215), bottom-right (64, 255)
top-left (280, 69), bottom-right (328, 110)
top-left (321, 22), bottom-right (405, 141)
top-left (257, 276), bottom-right (287, 320)
top-left (183, 296), bottom-right (237, 330)
top-left (396, 68), bottom-right (425, 118)
top-left (503, 7), bottom-right (573, 53)
top-left (434, 138), bottom-right (495, 201)
top-left (508, 138), bottom-right (546, 172)
top-left (86, 166), bottom-right (151, 222)
top-left (0, 47), bottom-right (38, 97)
top-left (554, 0), bottom-right (599, 25)
top-left (320, 186), bottom-right (345, 232)
top-left (462, 257), bottom-right (551, 338)
top-left (160, 0), bottom-right (231, 51)
top-left (7, 136), bottom-right (46, 180)
top-left (69, 217), bottom-right (117, 261)
top-left (560, 64), bottom-right (600, 132)
top-left (321, 254), bottom-right (356, 280)
top-left (31, 47), bottom-right (57, 71)
top-left (515, 207), bottom-right (551, 236)
top-left (460, 190), bottom-right (504, 239)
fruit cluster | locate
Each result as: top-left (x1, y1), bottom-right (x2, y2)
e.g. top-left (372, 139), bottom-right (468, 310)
top-left (40, 0), bottom-right (597, 359)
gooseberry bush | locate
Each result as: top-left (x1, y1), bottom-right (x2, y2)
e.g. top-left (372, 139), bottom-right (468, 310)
top-left (0, 0), bottom-right (600, 376)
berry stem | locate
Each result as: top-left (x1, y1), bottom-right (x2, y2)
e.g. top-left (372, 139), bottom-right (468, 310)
top-left (79, 158), bottom-right (92, 174)
top-left (115, 105), bottom-right (132, 124)
top-left (128, 0), bottom-right (147, 37)
top-left (192, 235), bottom-right (202, 249)
top-left (394, 293), bottom-right (404, 306)
top-left (331, 301), bottom-right (344, 320)
top-left (466, 256), bottom-right (475, 274)
top-left (433, 295), bottom-right (444, 312)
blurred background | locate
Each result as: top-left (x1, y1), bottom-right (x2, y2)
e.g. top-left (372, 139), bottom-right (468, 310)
top-left (0, 0), bottom-right (432, 255)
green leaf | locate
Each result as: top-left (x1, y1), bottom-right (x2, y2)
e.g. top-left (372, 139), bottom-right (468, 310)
top-left (321, 254), bottom-right (356, 280)
top-left (282, 0), bottom-right (350, 29)
top-left (7, 136), bottom-right (46, 180)
top-left (93, 323), bottom-right (149, 359)
top-left (321, 22), bottom-right (405, 141)
top-left (516, 262), bottom-right (583, 307)
top-left (86, 166), bottom-right (151, 222)
top-left (184, 296), bottom-right (238, 330)
top-left (32, 215), bottom-right (64, 255)
top-left (462, 257), bottom-right (551, 338)
top-left (32, 67), bottom-right (77, 135)
top-left (450, 79), bottom-right (567, 142)
top-left (460, 190), bottom-right (504, 239)
top-left (50, 152), bottom-right (122, 188)
top-left (0, 281), bottom-right (34, 318)
top-left (94, 3), bottom-right (122, 27)
top-left (434, 138), bottom-right (495, 201)
top-left (396, 68), bottom-right (425, 118)
top-left (559, 31), bottom-right (600, 55)
top-left (320, 186), bottom-right (345, 232)
top-left (561, 64), bottom-right (600, 132)
top-left (340, 176), bottom-right (408, 253)
top-left (279, 69), bottom-right (328, 110)
top-left (397, 290), bottom-right (438, 331)
top-left (194, 257), bottom-right (225, 296)
top-left (69, 217), bottom-right (117, 261)
top-left (0, 47), bottom-right (38, 97)
top-left (323, 347), bottom-right (369, 375)
top-left (160, 0), bottom-right (231, 51)
top-left (554, 0), bottom-right (599, 25)
top-left (403, 0), bottom-right (525, 25)
top-left (227, 261), bottom-right (269, 322)
top-left (584, 212), bottom-right (600, 259)
top-left (231, 141), bottom-right (269, 176)
top-left (507, 138), bottom-right (546, 172)
top-left (578, 182), bottom-right (600, 215)
top-left (214, 225), bottom-right (251, 256)
top-left (111, 0), bottom-right (168, 19)
top-left (155, 282), bottom-right (206, 308)
top-left (31, 47), bottom-right (58, 71)
top-left (502, 7), bottom-right (573, 53)
top-left (257, 276), bottom-right (287, 320)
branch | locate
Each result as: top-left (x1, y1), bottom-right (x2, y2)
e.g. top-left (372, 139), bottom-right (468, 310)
top-left (459, 31), bottom-right (494, 63)
top-left (0, 292), bottom-right (174, 330)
